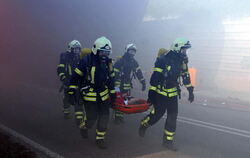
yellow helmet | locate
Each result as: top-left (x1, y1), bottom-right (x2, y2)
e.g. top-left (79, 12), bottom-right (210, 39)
top-left (80, 48), bottom-right (92, 59)
top-left (92, 36), bottom-right (112, 55)
top-left (158, 48), bottom-right (168, 57)
top-left (171, 38), bottom-right (191, 52)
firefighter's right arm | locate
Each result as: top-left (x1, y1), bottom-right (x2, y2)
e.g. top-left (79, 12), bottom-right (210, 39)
top-left (68, 59), bottom-right (86, 95)
top-left (57, 53), bottom-right (66, 82)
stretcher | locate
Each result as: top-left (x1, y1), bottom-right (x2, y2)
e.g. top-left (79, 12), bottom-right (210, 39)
top-left (112, 92), bottom-right (150, 114)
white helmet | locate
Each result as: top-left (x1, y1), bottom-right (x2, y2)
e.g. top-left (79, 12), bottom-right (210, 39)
top-left (125, 43), bottom-right (137, 52)
top-left (92, 36), bottom-right (112, 55)
top-left (68, 40), bottom-right (82, 51)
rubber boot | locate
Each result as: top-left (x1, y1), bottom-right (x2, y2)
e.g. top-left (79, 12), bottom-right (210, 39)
top-left (162, 140), bottom-right (177, 151)
top-left (96, 139), bottom-right (107, 149)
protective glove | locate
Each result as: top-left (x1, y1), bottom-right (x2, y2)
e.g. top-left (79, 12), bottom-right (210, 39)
top-left (187, 87), bottom-right (194, 103)
top-left (141, 80), bottom-right (146, 91)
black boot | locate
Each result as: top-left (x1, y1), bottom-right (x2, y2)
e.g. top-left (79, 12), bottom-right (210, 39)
top-left (162, 140), bottom-right (177, 151)
top-left (139, 124), bottom-right (148, 137)
top-left (96, 139), bottom-right (107, 149)
top-left (80, 128), bottom-right (88, 138)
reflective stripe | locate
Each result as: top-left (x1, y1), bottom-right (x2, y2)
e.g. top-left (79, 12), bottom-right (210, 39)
top-left (69, 85), bottom-right (78, 89)
top-left (115, 113), bottom-right (124, 117)
top-left (153, 67), bottom-right (163, 73)
top-left (167, 66), bottom-right (171, 71)
top-left (150, 107), bottom-right (155, 114)
top-left (86, 92), bottom-right (97, 96)
top-left (59, 73), bottom-right (65, 77)
top-left (166, 136), bottom-right (174, 141)
top-left (168, 92), bottom-right (178, 97)
top-left (115, 81), bottom-right (121, 84)
top-left (75, 112), bottom-right (83, 115)
top-left (111, 72), bottom-right (115, 77)
top-left (123, 87), bottom-right (131, 90)
top-left (61, 76), bottom-right (66, 80)
top-left (84, 97), bottom-right (96, 101)
top-left (96, 130), bottom-right (106, 136)
top-left (58, 64), bottom-right (65, 67)
top-left (165, 130), bottom-right (175, 136)
top-left (110, 90), bottom-right (116, 94)
top-left (163, 87), bottom-right (177, 93)
top-left (156, 90), bottom-right (168, 96)
top-left (123, 83), bottom-right (131, 86)
top-left (141, 116), bottom-right (150, 126)
top-left (150, 86), bottom-right (157, 91)
top-left (79, 122), bottom-right (86, 129)
top-left (101, 94), bottom-right (109, 101)
top-left (68, 92), bottom-right (74, 95)
top-left (75, 68), bottom-right (83, 76)
top-left (185, 83), bottom-right (192, 88)
top-left (114, 68), bottom-right (120, 72)
top-left (76, 116), bottom-right (83, 119)
top-left (100, 89), bottom-right (109, 96)
top-left (96, 136), bottom-right (105, 140)
top-left (68, 65), bottom-right (72, 76)
top-left (91, 66), bottom-right (96, 84)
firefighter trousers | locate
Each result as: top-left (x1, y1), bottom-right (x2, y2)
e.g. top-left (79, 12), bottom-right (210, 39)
top-left (141, 93), bottom-right (178, 136)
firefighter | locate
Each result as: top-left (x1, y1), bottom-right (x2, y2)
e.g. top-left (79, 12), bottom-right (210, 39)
top-left (68, 36), bottom-right (116, 149)
top-left (138, 38), bottom-right (194, 151)
top-left (113, 43), bottom-right (146, 124)
top-left (57, 40), bottom-right (84, 125)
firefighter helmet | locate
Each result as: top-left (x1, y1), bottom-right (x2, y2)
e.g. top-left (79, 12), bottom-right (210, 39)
top-left (171, 38), bottom-right (191, 52)
top-left (68, 40), bottom-right (82, 51)
top-left (92, 36), bottom-right (112, 55)
top-left (125, 43), bottom-right (137, 52)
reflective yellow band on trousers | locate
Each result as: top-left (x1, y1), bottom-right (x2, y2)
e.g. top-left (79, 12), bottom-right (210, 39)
top-left (75, 112), bottom-right (83, 115)
top-left (165, 130), bottom-right (175, 136)
top-left (69, 85), bottom-right (78, 89)
top-left (59, 73), bottom-right (65, 77)
top-left (166, 136), bottom-right (174, 141)
top-left (96, 130), bottom-right (106, 136)
top-left (110, 90), bottom-right (116, 94)
top-left (58, 64), bottom-right (65, 67)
